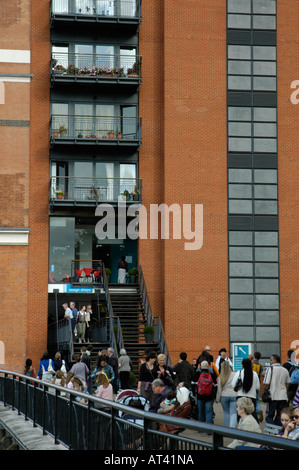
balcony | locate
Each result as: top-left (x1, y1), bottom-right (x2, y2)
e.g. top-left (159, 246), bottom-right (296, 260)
top-left (50, 114), bottom-right (142, 147)
top-left (51, 53), bottom-right (141, 85)
top-left (50, 0), bottom-right (142, 25)
top-left (50, 176), bottom-right (142, 208)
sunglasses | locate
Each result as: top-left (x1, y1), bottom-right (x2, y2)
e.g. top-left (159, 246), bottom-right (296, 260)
top-left (294, 415), bottom-right (299, 419)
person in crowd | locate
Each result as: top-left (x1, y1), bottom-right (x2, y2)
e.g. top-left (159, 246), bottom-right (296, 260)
top-left (90, 355), bottom-right (115, 390)
top-left (274, 407), bottom-right (294, 437)
top-left (227, 397), bottom-right (262, 449)
top-left (72, 377), bottom-right (88, 404)
top-left (63, 303), bottom-right (75, 339)
top-left (251, 351), bottom-right (263, 422)
top-left (176, 382), bottom-right (190, 406)
top-left (263, 354), bottom-right (291, 426)
top-left (51, 370), bottom-right (66, 396)
top-left (215, 348), bottom-right (233, 373)
top-left (37, 351), bottom-right (55, 382)
top-left (137, 351), bottom-right (157, 405)
top-left (66, 372), bottom-right (75, 389)
top-left (215, 360), bottom-right (237, 428)
top-left (70, 301), bottom-right (78, 341)
top-left (118, 348), bottom-right (132, 390)
top-left (196, 350), bottom-right (219, 378)
top-left (24, 358), bottom-right (36, 378)
top-left (53, 351), bottom-right (67, 375)
top-left (158, 384), bottom-right (192, 434)
top-left (94, 372), bottom-right (113, 402)
top-left (107, 347), bottom-right (119, 394)
top-left (193, 360), bottom-right (217, 425)
top-left (157, 390), bottom-right (177, 414)
top-left (292, 385), bottom-right (299, 409)
top-left (172, 352), bottom-right (195, 389)
top-left (283, 349), bottom-right (298, 405)
top-left (231, 358), bottom-right (260, 422)
top-left (117, 255), bottom-right (128, 283)
top-left (281, 407), bottom-right (299, 440)
top-left (76, 305), bottom-right (87, 343)
top-left (149, 379), bottom-right (169, 413)
top-left (85, 304), bottom-right (92, 342)
top-left (204, 346), bottom-right (214, 362)
top-left (153, 353), bottom-right (175, 389)
top-left (70, 353), bottom-right (89, 391)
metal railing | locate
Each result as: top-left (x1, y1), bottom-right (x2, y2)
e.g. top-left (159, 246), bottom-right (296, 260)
top-left (50, 114), bottom-right (142, 141)
top-left (51, 0), bottom-right (141, 20)
top-left (139, 266), bottom-right (173, 368)
top-left (1, 371), bottom-right (299, 450)
top-left (102, 264), bottom-right (124, 354)
top-left (71, 259), bottom-right (103, 285)
top-left (50, 176), bottom-right (142, 204)
top-left (51, 53), bottom-right (141, 80)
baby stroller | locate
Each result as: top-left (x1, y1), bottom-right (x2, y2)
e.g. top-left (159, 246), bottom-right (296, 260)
top-left (115, 389), bottom-right (150, 450)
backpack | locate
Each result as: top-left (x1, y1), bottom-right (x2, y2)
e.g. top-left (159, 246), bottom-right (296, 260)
top-left (290, 365), bottom-right (299, 385)
top-left (197, 371), bottom-right (213, 397)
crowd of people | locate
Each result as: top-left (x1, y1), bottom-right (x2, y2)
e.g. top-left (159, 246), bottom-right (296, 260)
top-left (24, 344), bottom-right (299, 448)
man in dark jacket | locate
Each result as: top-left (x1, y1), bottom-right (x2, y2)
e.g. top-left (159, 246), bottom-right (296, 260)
top-left (149, 379), bottom-right (169, 413)
top-left (107, 347), bottom-right (119, 393)
top-left (172, 352), bottom-right (195, 389)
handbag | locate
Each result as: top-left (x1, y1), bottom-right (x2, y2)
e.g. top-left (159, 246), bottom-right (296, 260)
top-left (262, 366), bottom-right (273, 403)
top-left (234, 370), bottom-right (242, 392)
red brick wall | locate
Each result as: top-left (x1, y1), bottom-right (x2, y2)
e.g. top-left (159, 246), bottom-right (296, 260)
top-left (27, 0), bottom-right (51, 371)
top-left (277, 1), bottom-right (299, 361)
top-left (139, 1), bottom-right (228, 364)
top-left (0, 0), bottom-right (31, 372)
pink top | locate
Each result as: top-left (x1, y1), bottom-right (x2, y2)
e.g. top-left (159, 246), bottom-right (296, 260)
top-left (95, 384), bottom-right (113, 401)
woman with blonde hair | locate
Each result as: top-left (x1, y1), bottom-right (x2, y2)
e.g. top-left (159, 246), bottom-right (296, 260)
top-left (153, 353), bottom-right (174, 389)
top-left (228, 397), bottom-right (261, 449)
top-left (95, 372), bottom-right (113, 401)
top-left (215, 360), bottom-right (237, 428)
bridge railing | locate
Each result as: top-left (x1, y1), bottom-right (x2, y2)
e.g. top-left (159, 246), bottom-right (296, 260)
top-left (1, 371), bottom-right (299, 451)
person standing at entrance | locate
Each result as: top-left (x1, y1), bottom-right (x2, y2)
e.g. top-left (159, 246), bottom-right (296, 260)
top-left (118, 255), bottom-right (128, 283)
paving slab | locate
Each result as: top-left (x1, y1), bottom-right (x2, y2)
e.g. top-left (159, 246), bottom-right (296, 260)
top-left (0, 404), bottom-right (67, 450)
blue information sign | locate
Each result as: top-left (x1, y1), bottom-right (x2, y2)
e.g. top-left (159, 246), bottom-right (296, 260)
top-left (233, 343), bottom-right (251, 371)
top-left (65, 286), bottom-right (94, 293)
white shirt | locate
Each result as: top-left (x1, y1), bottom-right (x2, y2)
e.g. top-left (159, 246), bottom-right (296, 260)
top-left (263, 363), bottom-right (291, 401)
top-left (64, 307), bottom-right (73, 319)
top-left (231, 369), bottom-right (260, 399)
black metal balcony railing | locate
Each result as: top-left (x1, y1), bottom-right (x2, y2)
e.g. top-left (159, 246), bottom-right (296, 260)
top-left (51, 0), bottom-right (142, 22)
top-left (50, 115), bottom-right (142, 143)
top-left (51, 53), bottom-right (141, 82)
top-left (50, 176), bottom-right (142, 204)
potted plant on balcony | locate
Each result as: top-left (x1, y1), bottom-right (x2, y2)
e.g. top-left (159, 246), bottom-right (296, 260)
top-left (128, 267), bottom-right (138, 283)
top-left (77, 132), bottom-right (83, 138)
top-left (56, 190), bottom-right (64, 200)
top-left (143, 324), bottom-right (155, 343)
top-left (116, 128), bottom-right (123, 139)
top-left (59, 124), bottom-right (68, 136)
top-left (107, 130), bottom-right (114, 139)
top-left (105, 267), bottom-right (112, 283)
top-left (52, 130), bottom-right (59, 137)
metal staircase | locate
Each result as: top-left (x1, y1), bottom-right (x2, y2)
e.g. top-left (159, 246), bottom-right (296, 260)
top-left (108, 282), bottom-right (159, 374)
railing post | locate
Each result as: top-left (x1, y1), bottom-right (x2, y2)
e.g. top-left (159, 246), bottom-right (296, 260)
top-left (110, 406), bottom-right (118, 450)
top-left (143, 415), bottom-right (152, 451)
top-left (212, 431), bottom-right (224, 450)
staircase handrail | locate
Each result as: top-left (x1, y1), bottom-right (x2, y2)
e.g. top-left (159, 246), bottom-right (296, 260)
top-left (102, 264), bottom-right (124, 353)
top-left (48, 318), bottom-right (73, 363)
top-left (138, 265), bottom-right (172, 367)
top-left (156, 317), bottom-right (173, 368)
top-left (138, 265), bottom-right (155, 327)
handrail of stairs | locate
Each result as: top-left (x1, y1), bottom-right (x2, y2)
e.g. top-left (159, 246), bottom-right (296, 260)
top-left (102, 263), bottom-right (124, 353)
top-left (138, 265), bottom-right (172, 367)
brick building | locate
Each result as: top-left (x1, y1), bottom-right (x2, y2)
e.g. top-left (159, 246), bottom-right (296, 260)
top-left (0, 0), bottom-right (297, 373)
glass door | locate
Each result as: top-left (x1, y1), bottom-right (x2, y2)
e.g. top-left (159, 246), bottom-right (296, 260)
top-left (75, 44), bottom-right (93, 70)
top-left (96, 162), bottom-right (114, 201)
top-left (121, 105), bottom-right (137, 139)
top-left (120, 47), bottom-right (136, 75)
top-left (74, 103), bottom-right (93, 137)
top-left (51, 102), bottom-right (69, 136)
top-left (95, 45), bottom-right (115, 73)
top-left (95, 104), bottom-right (115, 137)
